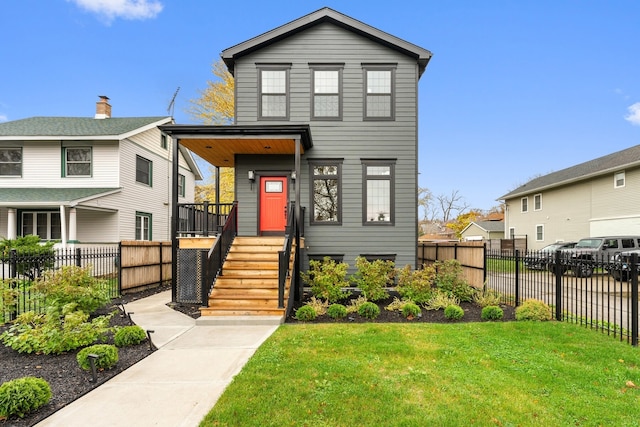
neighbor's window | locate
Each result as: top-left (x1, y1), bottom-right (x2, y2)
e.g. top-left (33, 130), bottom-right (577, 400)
top-left (178, 174), bottom-right (185, 198)
top-left (136, 155), bottom-right (152, 186)
top-left (21, 211), bottom-right (61, 240)
top-left (363, 65), bottom-right (395, 120)
top-left (310, 160), bottom-right (342, 224)
top-left (536, 224), bottom-right (544, 241)
top-left (259, 65), bottom-right (290, 119)
top-left (135, 212), bottom-right (152, 241)
top-left (362, 160), bottom-right (395, 225)
top-left (521, 197), bottom-right (528, 213)
top-left (64, 147), bottom-right (91, 177)
top-left (161, 134), bottom-right (168, 149)
top-left (534, 193), bottom-right (542, 211)
top-left (509, 227), bottom-right (515, 239)
top-left (311, 65), bottom-right (342, 119)
top-left (614, 171), bottom-right (625, 188)
top-left (0, 148), bottom-right (22, 176)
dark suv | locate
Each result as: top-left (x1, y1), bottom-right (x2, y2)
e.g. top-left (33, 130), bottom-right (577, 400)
top-left (553, 236), bottom-right (640, 278)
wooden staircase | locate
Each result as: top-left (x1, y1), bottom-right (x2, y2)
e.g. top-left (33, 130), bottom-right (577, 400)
top-left (200, 236), bottom-right (292, 317)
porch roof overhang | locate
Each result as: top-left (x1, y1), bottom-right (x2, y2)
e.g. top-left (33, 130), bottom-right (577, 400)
top-left (158, 124), bottom-right (313, 167)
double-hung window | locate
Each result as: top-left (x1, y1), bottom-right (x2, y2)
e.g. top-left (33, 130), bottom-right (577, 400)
top-left (536, 224), bottom-right (544, 241)
top-left (310, 160), bottom-right (342, 224)
top-left (258, 65), bottom-right (290, 119)
top-left (534, 193), bottom-right (542, 211)
top-left (135, 212), bottom-right (152, 241)
top-left (362, 160), bottom-right (395, 225)
top-left (0, 148), bottom-right (22, 176)
top-left (178, 174), bottom-right (185, 198)
top-left (521, 197), bottom-right (528, 213)
top-left (64, 147), bottom-right (91, 177)
top-left (136, 155), bottom-right (152, 186)
top-left (363, 65), bottom-right (395, 120)
top-left (311, 64), bottom-right (342, 120)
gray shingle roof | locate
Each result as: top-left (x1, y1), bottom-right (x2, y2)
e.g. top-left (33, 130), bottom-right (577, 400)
top-left (0, 188), bottom-right (120, 204)
top-left (474, 221), bottom-right (505, 233)
top-left (500, 144), bottom-right (640, 200)
top-left (0, 117), bottom-right (170, 137)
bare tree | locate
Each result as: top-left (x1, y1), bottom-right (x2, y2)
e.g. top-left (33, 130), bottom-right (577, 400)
top-left (417, 186), bottom-right (436, 222)
top-left (437, 190), bottom-right (469, 223)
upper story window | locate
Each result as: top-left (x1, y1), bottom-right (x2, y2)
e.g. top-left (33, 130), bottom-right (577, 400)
top-left (310, 160), bottom-right (342, 225)
top-left (363, 64), bottom-right (395, 120)
top-left (311, 64), bottom-right (343, 120)
top-left (362, 159), bottom-right (395, 225)
top-left (136, 155), bottom-right (152, 186)
top-left (161, 134), bottom-right (168, 150)
top-left (521, 197), bottom-right (528, 213)
top-left (0, 148), bottom-right (22, 176)
top-left (258, 64), bottom-right (290, 120)
top-left (64, 147), bottom-right (91, 177)
top-left (614, 171), bottom-right (625, 188)
top-left (178, 173), bottom-right (185, 198)
top-left (534, 193), bottom-right (542, 211)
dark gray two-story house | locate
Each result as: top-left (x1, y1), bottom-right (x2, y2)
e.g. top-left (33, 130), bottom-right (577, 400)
top-left (161, 7), bottom-right (432, 318)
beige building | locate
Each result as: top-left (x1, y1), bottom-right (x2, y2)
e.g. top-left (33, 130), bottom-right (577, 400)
top-left (500, 144), bottom-right (640, 250)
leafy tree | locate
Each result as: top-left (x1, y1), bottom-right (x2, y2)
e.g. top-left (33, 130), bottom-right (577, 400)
top-left (447, 209), bottom-right (483, 239)
top-left (188, 59), bottom-right (236, 202)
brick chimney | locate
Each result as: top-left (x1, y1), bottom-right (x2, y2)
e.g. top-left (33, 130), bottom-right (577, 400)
top-left (95, 96), bottom-right (111, 119)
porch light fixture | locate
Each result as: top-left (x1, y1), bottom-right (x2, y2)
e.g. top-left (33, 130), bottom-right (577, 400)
top-left (248, 170), bottom-right (255, 190)
top-left (291, 170), bottom-right (296, 181)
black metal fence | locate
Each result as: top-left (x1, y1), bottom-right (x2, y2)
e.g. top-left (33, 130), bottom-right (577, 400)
top-left (486, 249), bottom-right (639, 346)
top-left (1, 246), bottom-right (120, 323)
top-left (177, 202), bottom-right (234, 237)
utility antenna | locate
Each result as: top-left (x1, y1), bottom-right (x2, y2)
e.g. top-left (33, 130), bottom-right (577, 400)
top-left (167, 87), bottom-right (180, 117)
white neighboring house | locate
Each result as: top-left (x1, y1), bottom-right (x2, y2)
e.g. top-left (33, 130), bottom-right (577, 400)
top-left (460, 220), bottom-right (505, 241)
top-left (0, 97), bottom-right (202, 246)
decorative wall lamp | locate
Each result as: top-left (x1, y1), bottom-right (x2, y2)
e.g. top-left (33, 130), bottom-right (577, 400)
top-left (248, 170), bottom-right (255, 190)
top-left (291, 170), bottom-right (297, 181)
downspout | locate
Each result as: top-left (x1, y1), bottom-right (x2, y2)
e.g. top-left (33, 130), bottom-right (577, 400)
top-left (171, 136), bottom-right (180, 303)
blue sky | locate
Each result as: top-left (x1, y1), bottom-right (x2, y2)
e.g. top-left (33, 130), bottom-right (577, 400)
top-left (2, 0), bottom-right (639, 214)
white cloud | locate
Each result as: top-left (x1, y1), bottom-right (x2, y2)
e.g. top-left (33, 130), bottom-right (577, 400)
top-left (625, 102), bottom-right (640, 126)
top-left (69, 0), bottom-right (163, 22)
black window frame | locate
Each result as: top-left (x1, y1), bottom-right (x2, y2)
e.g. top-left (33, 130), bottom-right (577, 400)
top-left (362, 159), bottom-right (396, 226)
top-left (258, 64), bottom-right (291, 120)
top-left (310, 64), bottom-right (343, 120)
top-left (363, 64), bottom-right (396, 121)
top-left (0, 147), bottom-right (22, 176)
top-left (20, 210), bottom-right (61, 240)
top-left (309, 159), bottom-right (343, 225)
top-left (135, 155), bottom-right (152, 186)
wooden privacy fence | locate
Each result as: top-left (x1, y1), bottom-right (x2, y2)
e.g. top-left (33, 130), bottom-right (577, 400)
top-left (119, 241), bottom-right (172, 293)
top-left (418, 241), bottom-right (485, 288)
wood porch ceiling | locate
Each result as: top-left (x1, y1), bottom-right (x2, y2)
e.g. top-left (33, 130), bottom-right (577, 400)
top-left (159, 124), bottom-right (313, 168)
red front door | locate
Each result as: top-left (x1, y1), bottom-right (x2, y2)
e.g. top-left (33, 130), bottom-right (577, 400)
top-left (259, 176), bottom-right (288, 235)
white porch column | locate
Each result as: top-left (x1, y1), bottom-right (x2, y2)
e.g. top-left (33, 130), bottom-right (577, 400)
top-left (59, 205), bottom-right (67, 248)
top-left (68, 207), bottom-right (77, 243)
top-left (7, 208), bottom-right (17, 240)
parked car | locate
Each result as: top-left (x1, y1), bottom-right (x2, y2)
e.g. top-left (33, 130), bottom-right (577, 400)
top-left (552, 236), bottom-right (640, 277)
top-left (524, 242), bottom-right (577, 270)
top-left (608, 249), bottom-right (640, 281)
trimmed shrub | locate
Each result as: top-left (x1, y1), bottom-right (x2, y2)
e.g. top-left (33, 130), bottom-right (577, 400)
top-left (358, 301), bottom-right (381, 319)
top-left (77, 344), bottom-right (119, 371)
top-left (515, 299), bottom-right (552, 321)
top-left (433, 260), bottom-right (475, 302)
top-left (444, 304), bottom-right (464, 321)
top-left (473, 286), bottom-right (502, 307)
top-left (423, 290), bottom-right (459, 311)
top-left (327, 304), bottom-right (348, 319)
top-left (294, 305), bottom-right (317, 321)
top-left (350, 257), bottom-right (395, 302)
top-left (481, 305), bottom-right (504, 321)
top-left (0, 376), bottom-right (52, 419)
top-left (114, 325), bottom-right (147, 347)
top-left (346, 295), bottom-right (368, 314)
top-left (396, 264), bottom-right (435, 304)
top-left (301, 257), bottom-right (351, 303)
top-left (401, 302), bottom-right (421, 319)
top-left (304, 297), bottom-right (329, 316)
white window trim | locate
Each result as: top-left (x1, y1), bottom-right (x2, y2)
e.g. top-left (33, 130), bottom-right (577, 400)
top-left (535, 224), bottom-right (544, 241)
top-left (533, 193), bottom-right (542, 211)
top-left (521, 197), bottom-right (528, 213)
top-left (614, 171), bottom-right (625, 188)
top-left (509, 227), bottom-right (515, 239)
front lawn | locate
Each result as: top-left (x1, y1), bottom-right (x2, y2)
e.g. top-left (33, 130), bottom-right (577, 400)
top-left (201, 322), bottom-right (640, 426)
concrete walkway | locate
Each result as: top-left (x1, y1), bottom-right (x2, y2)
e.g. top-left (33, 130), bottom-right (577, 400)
top-left (36, 291), bottom-right (280, 427)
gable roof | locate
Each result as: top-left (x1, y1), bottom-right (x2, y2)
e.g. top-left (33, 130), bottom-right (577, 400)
top-left (221, 7), bottom-right (432, 77)
top-left (500, 144), bottom-right (640, 200)
top-left (460, 220), bottom-right (505, 235)
top-left (0, 116), bottom-right (172, 140)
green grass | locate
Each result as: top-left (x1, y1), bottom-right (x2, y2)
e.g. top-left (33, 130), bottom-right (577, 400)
top-left (201, 322), bottom-right (640, 427)
top-left (486, 257), bottom-right (522, 273)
